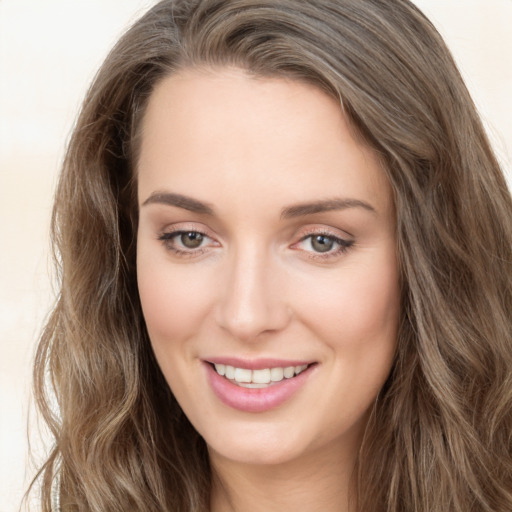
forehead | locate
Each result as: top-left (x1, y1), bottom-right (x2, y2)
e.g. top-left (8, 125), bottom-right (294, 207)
top-left (137, 67), bottom-right (392, 217)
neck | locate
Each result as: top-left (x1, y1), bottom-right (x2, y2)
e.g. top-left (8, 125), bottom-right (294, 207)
top-left (209, 439), bottom-right (360, 512)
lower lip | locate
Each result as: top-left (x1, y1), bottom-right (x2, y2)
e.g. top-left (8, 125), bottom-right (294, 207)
top-left (204, 362), bottom-right (315, 413)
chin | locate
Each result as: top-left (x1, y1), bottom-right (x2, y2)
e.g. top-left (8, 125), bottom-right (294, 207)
top-left (208, 438), bottom-right (306, 467)
top-left (202, 418), bottom-right (312, 466)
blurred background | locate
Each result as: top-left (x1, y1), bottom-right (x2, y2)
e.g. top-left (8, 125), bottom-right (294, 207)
top-left (1, 1), bottom-right (511, 510)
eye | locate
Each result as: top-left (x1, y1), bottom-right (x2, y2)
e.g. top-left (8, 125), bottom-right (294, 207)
top-left (308, 234), bottom-right (337, 253)
top-left (293, 231), bottom-right (354, 259)
top-left (176, 231), bottom-right (205, 249)
top-left (158, 229), bottom-right (218, 256)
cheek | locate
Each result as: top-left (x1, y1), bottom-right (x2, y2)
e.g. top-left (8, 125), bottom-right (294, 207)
top-left (295, 251), bottom-right (400, 353)
top-left (342, 265), bottom-right (399, 343)
top-left (136, 253), bottom-right (216, 345)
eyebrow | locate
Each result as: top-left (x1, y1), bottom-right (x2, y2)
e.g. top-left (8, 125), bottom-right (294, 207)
top-left (280, 198), bottom-right (376, 219)
top-left (142, 192), bottom-right (215, 215)
top-left (142, 191), bottom-right (376, 218)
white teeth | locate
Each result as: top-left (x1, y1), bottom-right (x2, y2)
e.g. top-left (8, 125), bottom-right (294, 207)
top-left (234, 368), bottom-right (252, 383)
top-left (252, 368), bottom-right (271, 384)
top-left (225, 365), bottom-right (235, 379)
top-left (213, 363), bottom-right (309, 384)
top-left (270, 367), bottom-right (284, 382)
top-left (237, 382), bottom-right (270, 389)
top-left (283, 366), bottom-right (295, 378)
top-left (214, 363), bottom-right (225, 376)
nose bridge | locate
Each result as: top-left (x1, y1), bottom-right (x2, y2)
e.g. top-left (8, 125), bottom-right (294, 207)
top-left (216, 239), bottom-right (289, 341)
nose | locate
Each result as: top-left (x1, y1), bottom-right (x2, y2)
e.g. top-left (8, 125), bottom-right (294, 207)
top-left (215, 244), bottom-right (291, 342)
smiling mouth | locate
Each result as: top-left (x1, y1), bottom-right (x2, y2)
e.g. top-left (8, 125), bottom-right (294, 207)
top-left (209, 363), bottom-right (311, 388)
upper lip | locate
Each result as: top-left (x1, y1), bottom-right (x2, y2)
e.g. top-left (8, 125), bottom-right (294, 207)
top-left (204, 357), bottom-right (315, 370)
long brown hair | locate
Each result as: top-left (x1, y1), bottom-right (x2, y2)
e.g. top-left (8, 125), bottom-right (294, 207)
top-left (30, 1), bottom-right (512, 510)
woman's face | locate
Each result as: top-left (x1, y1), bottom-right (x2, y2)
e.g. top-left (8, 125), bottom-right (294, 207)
top-left (137, 68), bottom-right (399, 466)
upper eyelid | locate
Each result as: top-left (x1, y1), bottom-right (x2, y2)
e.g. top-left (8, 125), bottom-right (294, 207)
top-left (294, 225), bottom-right (353, 240)
top-left (159, 223), bottom-right (216, 238)
top-left (294, 233), bottom-right (352, 249)
top-left (159, 229), bottom-right (217, 245)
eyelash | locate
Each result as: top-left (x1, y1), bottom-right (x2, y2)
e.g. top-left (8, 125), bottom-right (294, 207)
top-left (157, 228), bottom-right (354, 260)
top-left (293, 230), bottom-right (354, 261)
top-left (158, 229), bottom-right (214, 258)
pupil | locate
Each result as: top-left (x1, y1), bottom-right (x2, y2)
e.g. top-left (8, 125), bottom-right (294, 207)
top-left (312, 235), bottom-right (334, 253)
top-left (181, 232), bottom-right (203, 248)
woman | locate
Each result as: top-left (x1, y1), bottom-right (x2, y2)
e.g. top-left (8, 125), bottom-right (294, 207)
top-left (30, 0), bottom-right (512, 511)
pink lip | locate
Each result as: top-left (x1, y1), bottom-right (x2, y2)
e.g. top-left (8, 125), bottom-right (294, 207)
top-left (203, 360), bottom-right (316, 413)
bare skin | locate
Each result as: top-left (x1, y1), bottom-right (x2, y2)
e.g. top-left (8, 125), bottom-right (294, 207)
top-left (209, 413), bottom-right (367, 512)
top-left (137, 67), bottom-right (399, 512)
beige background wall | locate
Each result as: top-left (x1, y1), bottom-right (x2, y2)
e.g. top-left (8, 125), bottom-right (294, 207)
top-left (1, 1), bottom-right (511, 510)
